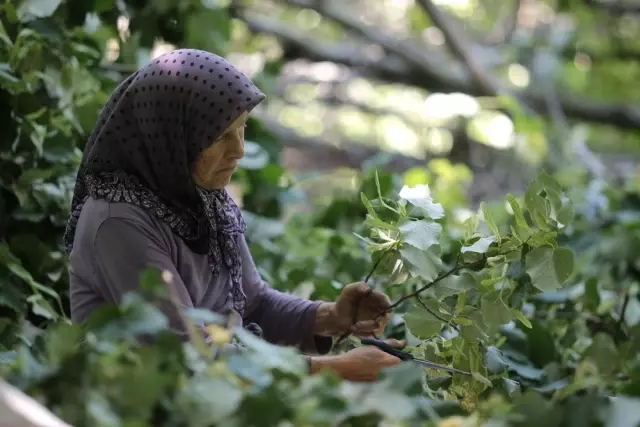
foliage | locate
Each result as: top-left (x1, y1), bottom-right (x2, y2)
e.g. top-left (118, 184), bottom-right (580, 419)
top-left (3, 167), bottom-right (640, 426)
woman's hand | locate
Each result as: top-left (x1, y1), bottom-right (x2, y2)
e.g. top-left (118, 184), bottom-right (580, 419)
top-left (332, 282), bottom-right (392, 337)
top-left (309, 339), bottom-right (406, 382)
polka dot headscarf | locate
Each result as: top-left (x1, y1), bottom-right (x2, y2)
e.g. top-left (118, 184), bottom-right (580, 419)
top-left (64, 49), bottom-right (266, 315)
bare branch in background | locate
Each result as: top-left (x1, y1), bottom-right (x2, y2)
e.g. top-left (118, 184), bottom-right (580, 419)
top-left (484, 0), bottom-right (522, 44)
top-left (583, 0), bottom-right (640, 15)
top-left (562, 45), bottom-right (640, 63)
top-left (238, 9), bottom-right (640, 130)
top-left (416, 0), bottom-right (501, 95)
top-left (280, 0), bottom-right (468, 90)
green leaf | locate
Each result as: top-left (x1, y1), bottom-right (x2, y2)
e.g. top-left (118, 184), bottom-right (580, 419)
top-left (398, 219), bottom-right (441, 250)
top-left (26, 294), bottom-right (56, 319)
top-left (16, 0), bottom-right (62, 22)
top-left (525, 247), bottom-right (574, 291)
top-left (472, 371), bottom-right (492, 387)
top-left (364, 214), bottom-right (398, 232)
top-left (174, 376), bottom-right (244, 426)
top-left (399, 244), bottom-right (442, 281)
top-left (461, 236), bottom-right (496, 254)
top-left (481, 202), bottom-right (500, 238)
top-left (403, 305), bottom-right (445, 339)
top-left (462, 215), bottom-right (479, 240)
top-left (139, 267), bottom-right (167, 296)
top-left (430, 273), bottom-right (476, 300)
top-left (0, 20), bottom-right (12, 47)
top-left (481, 292), bottom-right (512, 331)
top-left (361, 192), bottom-right (377, 217)
top-left (233, 328), bottom-right (307, 374)
top-left (184, 308), bottom-right (225, 325)
top-left (186, 8), bottom-right (231, 55)
top-left (91, 293), bottom-right (169, 341)
top-left (606, 396), bottom-right (640, 427)
top-left (350, 385), bottom-right (416, 420)
top-left (529, 194), bottom-right (551, 230)
top-left (584, 333), bottom-right (619, 375)
top-left (45, 322), bottom-right (83, 365)
top-left (511, 390), bottom-right (563, 427)
top-left (584, 277), bottom-right (600, 312)
top-left (519, 319), bottom-right (560, 367)
top-left (536, 170), bottom-right (563, 194)
top-left (506, 194), bottom-right (530, 230)
top-left (398, 184), bottom-right (444, 219)
top-left (512, 309), bottom-right (532, 328)
top-left (555, 201), bottom-right (574, 229)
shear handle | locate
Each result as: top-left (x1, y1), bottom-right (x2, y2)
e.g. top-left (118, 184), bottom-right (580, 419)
top-left (360, 338), bottom-right (413, 361)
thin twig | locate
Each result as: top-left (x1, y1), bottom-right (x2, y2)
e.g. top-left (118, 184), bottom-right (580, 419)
top-left (374, 257), bottom-right (486, 319)
top-left (415, 294), bottom-right (461, 333)
top-left (617, 290), bottom-right (630, 336)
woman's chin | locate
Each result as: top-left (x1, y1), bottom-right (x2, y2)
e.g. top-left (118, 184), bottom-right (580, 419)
top-left (193, 168), bottom-right (236, 190)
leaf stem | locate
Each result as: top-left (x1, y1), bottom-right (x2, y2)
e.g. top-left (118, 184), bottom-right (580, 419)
top-left (376, 257), bottom-right (486, 318)
top-left (415, 294), bottom-right (460, 333)
top-left (616, 289), bottom-right (630, 338)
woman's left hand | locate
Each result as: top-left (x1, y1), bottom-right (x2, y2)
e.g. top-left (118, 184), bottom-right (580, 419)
top-left (333, 282), bottom-right (392, 337)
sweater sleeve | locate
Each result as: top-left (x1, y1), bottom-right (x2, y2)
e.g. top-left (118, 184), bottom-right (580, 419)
top-left (91, 216), bottom-right (197, 341)
top-left (239, 236), bottom-right (332, 355)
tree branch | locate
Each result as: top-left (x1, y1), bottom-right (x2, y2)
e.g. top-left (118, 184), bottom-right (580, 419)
top-left (562, 45), bottom-right (640, 63)
top-left (416, 0), bottom-right (501, 95)
top-left (238, 10), bottom-right (640, 130)
top-left (584, 0), bottom-right (640, 15)
top-left (617, 290), bottom-right (630, 335)
top-left (484, 0), bottom-right (521, 45)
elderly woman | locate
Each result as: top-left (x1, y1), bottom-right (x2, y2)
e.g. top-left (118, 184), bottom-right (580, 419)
top-left (64, 49), bottom-right (404, 382)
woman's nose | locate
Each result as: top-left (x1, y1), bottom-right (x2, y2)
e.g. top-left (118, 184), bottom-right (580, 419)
top-left (228, 131), bottom-right (244, 159)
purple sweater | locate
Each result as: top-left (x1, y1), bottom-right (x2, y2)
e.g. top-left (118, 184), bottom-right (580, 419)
top-left (69, 197), bottom-right (332, 354)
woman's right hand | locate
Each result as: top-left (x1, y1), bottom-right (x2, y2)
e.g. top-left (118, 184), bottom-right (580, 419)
top-left (309, 339), bottom-right (407, 382)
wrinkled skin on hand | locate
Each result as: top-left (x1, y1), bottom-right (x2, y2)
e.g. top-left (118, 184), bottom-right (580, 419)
top-left (334, 281), bottom-right (392, 337)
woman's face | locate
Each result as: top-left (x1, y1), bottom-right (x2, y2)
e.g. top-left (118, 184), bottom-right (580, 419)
top-left (192, 112), bottom-right (248, 190)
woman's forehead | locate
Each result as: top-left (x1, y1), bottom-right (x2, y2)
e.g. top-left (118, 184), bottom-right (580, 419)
top-left (124, 49), bottom-right (264, 144)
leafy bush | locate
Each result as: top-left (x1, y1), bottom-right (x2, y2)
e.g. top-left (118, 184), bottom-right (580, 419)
top-left (2, 168), bottom-right (640, 427)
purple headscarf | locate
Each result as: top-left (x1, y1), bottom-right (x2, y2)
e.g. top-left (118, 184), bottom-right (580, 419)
top-left (64, 48), bottom-right (266, 315)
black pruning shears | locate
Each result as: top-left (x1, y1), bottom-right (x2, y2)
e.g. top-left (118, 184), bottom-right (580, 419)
top-left (361, 338), bottom-right (472, 377)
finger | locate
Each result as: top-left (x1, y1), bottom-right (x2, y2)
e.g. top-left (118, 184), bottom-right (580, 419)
top-left (361, 291), bottom-right (392, 315)
top-left (356, 281), bottom-right (372, 296)
top-left (382, 353), bottom-right (403, 366)
top-left (369, 289), bottom-right (392, 306)
top-left (350, 320), bottom-right (379, 333)
top-left (342, 282), bottom-right (370, 301)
